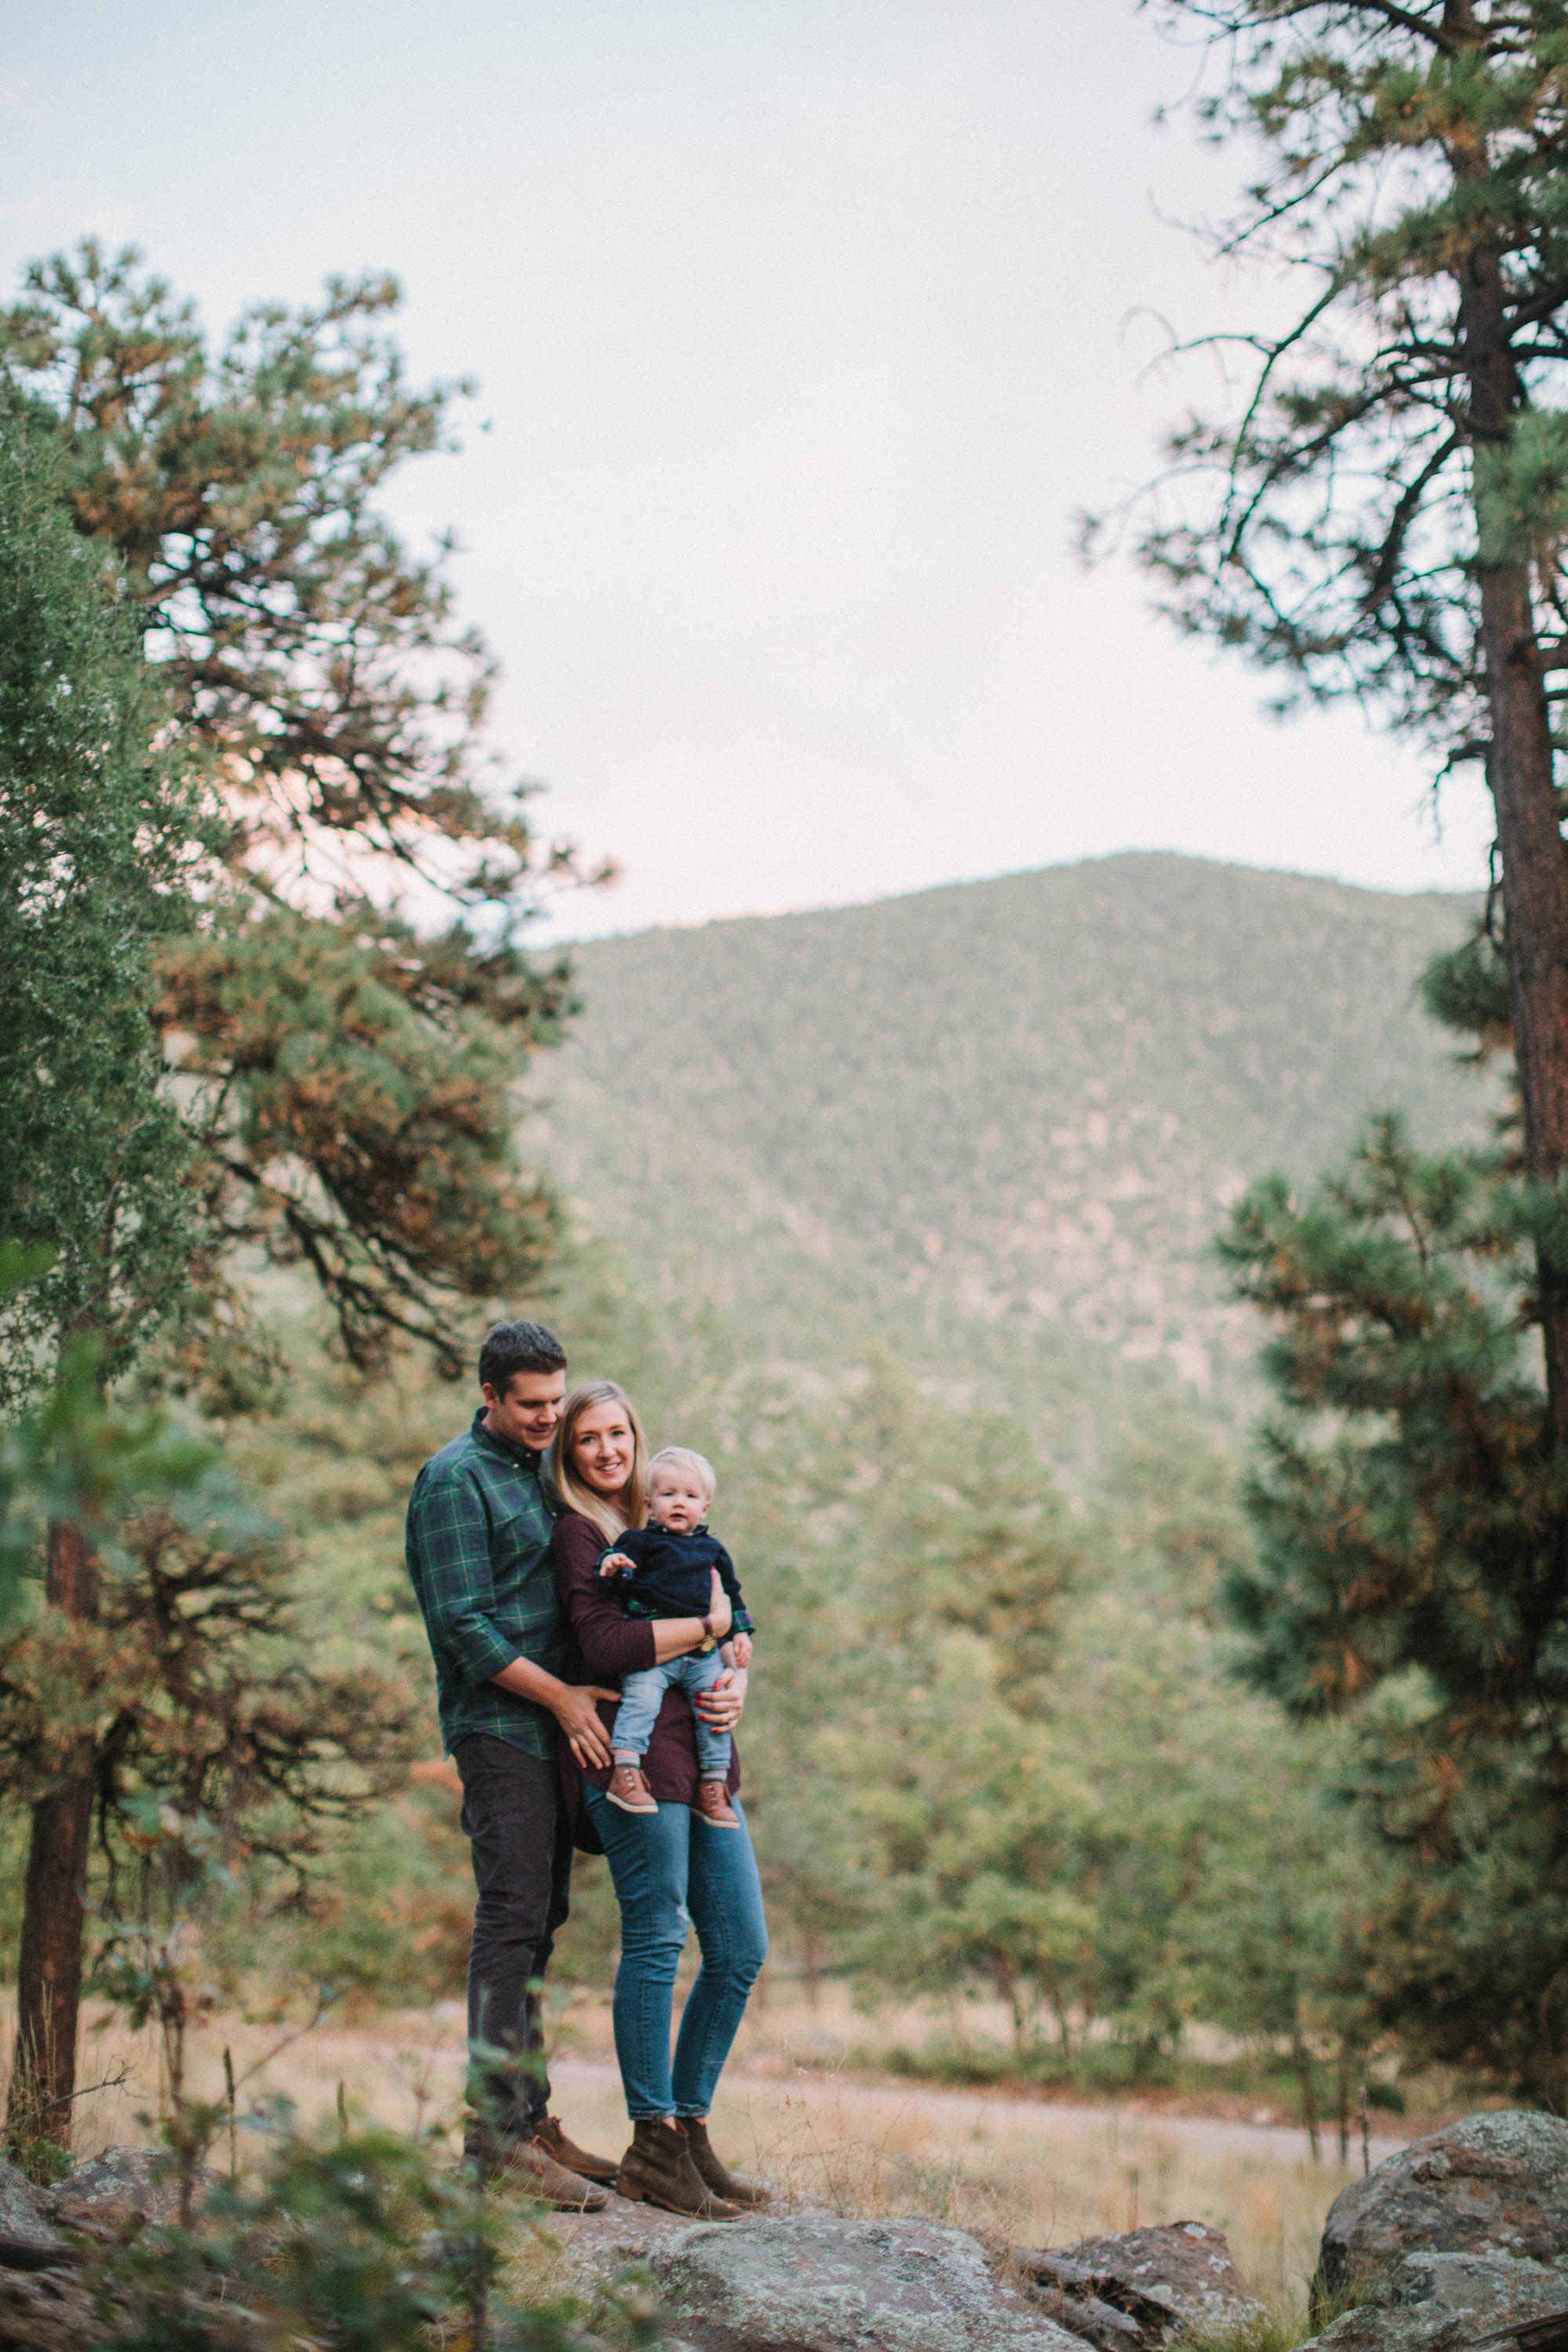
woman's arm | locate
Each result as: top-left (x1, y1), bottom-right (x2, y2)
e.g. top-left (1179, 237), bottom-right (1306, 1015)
top-left (652, 1616), bottom-right (710, 1661)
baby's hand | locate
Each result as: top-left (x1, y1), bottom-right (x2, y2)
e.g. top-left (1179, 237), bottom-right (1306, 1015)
top-left (599, 1552), bottom-right (633, 1578)
top-left (730, 1631), bottom-right (753, 1669)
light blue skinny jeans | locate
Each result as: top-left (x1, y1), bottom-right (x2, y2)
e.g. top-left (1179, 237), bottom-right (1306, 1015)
top-left (583, 1785), bottom-right (768, 2120)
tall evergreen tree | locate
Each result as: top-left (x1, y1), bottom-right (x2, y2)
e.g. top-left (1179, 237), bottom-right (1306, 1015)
top-left (0, 399), bottom-right (207, 1406)
top-left (1217, 989), bottom-right (1568, 2096)
top-left (1123, 1), bottom-right (1568, 1445)
top-left (0, 397), bottom-right (213, 2152)
top-left (0, 245), bottom-right (586, 1373)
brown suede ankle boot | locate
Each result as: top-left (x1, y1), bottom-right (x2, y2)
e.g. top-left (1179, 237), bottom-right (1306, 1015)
top-left (694, 1778), bottom-right (740, 1828)
top-left (615, 2119), bottom-right (741, 2219)
top-left (532, 2113), bottom-right (620, 2185)
top-left (681, 2116), bottom-right (771, 2206)
top-left (607, 1762), bottom-right (657, 1815)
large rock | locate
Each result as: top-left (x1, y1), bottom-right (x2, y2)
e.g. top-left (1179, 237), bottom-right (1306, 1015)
top-left (1320, 2114), bottom-right (1568, 2299)
top-left (0, 2164), bottom-right (85, 2352)
top-left (0, 2158), bottom-right (64, 2265)
top-left (649, 2213), bottom-right (1081, 2352)
top-left (0, 2267), bottom-right (89, 2352)
top-left (1305, 2250), bottom-right (1568, 2352)
top-left (1016, 2222), bottom-right (1263, 2344)
top-left (47, 2140), bottom-right (220, 2230)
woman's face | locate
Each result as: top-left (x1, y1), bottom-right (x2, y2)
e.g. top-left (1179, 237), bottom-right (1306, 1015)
top-left (570, 1397), bottom-right (637, 1498)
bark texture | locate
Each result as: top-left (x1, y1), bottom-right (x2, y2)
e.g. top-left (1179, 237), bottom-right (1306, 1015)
top-left (5, 1523), bottom-right (98, 2155)
top-left (1450, 1), bottom-right (1568, 1446)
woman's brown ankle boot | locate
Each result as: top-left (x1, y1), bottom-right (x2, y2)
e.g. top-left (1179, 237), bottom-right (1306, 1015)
top-left (681, 2116), bottom-right (771, 2206)
top-left (615, 2119), bottom-right (741, 2220)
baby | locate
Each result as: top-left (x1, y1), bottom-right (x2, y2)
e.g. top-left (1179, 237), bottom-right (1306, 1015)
top-left (598, 1446), bottom-right (755, 1830)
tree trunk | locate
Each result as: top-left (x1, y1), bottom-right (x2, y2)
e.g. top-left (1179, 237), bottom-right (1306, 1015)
top-left (1291, 2024), bottom-right (1321, 2165)
top-left (1449, 2), bottom-right (1568, 1447)
top-left (1336, 2045), bottom-right (1351, 2168)
top-left (1478, 558), bottom-right (1568, 1447)
top-left (5, 1521), bottom-right (98, 2155)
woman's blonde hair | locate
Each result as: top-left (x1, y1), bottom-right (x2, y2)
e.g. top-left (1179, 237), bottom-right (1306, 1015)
top-left (548, 1381), bottom-right (650, 1541)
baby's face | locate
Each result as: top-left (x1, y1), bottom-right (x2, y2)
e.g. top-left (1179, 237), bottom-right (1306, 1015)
top-left (647, 1469), bottom-right (710, 1534)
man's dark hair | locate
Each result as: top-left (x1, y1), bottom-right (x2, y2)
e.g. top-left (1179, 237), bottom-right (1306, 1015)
top-left (478, 1319), bottom-right (566, 1395)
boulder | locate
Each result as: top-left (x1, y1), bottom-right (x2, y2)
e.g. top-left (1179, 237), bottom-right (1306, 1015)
top-left (0, 2157), bottom-right (65, 2267)
top-left (648, 2213), bottom-right (1082, 2352)
top-left (0, 2267), bottom-right (90, 2352)
top-left (1305, 2250), bottom-right (1568, 2352)
top-left (1016, 2222), bottom-right (1264, 2345)
top-left (0, 2167), bottom-right (88, 2352)
top-left (1319, 2115), bottom-right (1568, 2300)
top-left (46, 2141), bottom-right (221, 2230)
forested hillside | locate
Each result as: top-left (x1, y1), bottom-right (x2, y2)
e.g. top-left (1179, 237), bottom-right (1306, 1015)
top-left (539, 854), bottom-right (1488, 1404)
top-left (2, 853), bottom-right (1493, 2106)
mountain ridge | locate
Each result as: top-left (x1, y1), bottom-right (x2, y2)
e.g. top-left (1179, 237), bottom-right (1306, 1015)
top-left (532, 851), bottom-right (1492, 1403)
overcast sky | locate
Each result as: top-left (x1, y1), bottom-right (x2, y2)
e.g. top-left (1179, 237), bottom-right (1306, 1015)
top-left (2, 2), bottom-right (1496, 941)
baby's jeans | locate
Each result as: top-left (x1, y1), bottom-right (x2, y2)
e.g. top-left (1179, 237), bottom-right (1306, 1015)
top-left (613, 1648), bottom-right (732, 1780)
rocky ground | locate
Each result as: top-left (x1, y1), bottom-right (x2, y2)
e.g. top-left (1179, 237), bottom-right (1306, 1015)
top-left (5, 2107), bottom-right (1568, 2350)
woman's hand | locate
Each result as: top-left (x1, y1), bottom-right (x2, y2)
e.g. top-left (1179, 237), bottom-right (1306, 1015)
top-left (695, 1666), bottom-right (746, 1734)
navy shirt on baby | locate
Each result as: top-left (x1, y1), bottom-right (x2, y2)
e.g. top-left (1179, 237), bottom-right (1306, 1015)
top-left (603, 1523), bottom-right (756, 1634)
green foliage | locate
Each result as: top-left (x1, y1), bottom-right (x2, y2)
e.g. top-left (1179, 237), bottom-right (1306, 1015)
top-left (1127, 2), bottom-right (1568, 753)
top-left (0, 396), bottom-right (209, 1403)
top-left (88, 2107), bottom-right (659, 2351)
top-left (0, 241), bottom-right (560, 903)
top-left (0, 1328), bottom-right (209, 1623)
top-left (0, 1345), bottom-right (417, 1991)
top-left (1221, 1114), bottom-right (1554, 1724)
top-left (0, 241), bottom-right (585, 1380)
top-left (1218, 1019), bottom-right (1568, 2096)
top-left (158, 902), bottom-right (568, 1374)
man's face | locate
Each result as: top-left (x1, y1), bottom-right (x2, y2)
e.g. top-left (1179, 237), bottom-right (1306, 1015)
top-left (482, 1367), bottom-right (565, 1453)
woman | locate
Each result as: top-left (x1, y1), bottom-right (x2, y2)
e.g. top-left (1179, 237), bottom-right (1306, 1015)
top-left (549, 1381), bottom-right (770, 2221)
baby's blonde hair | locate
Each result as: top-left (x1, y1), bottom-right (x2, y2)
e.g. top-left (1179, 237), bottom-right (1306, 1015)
top-left (647, 1445), bottom-right (717, 1505)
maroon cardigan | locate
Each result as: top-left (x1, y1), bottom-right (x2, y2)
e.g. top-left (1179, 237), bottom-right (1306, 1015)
top-left (551, 1510), bottom-right (742, 1853)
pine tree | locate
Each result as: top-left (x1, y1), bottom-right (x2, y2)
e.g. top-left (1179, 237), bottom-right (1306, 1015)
top-left (0, 399), bottom-right (212, 2153)
top-left (1218, 922), bottom-right (1568, 2094)
top-left (0, 244), bottom-right (589, 1372)
top-left (1123, 1), bottom-right (1568, 1445)
top-left (0, 397), bottom-right (207, 1407)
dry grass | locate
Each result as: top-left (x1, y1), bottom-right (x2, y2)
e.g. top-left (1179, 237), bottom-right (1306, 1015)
top-left (2, 1987), bottom-right (1374, 2331)
top-left (695, 2075), bottom-right (1356, 2325)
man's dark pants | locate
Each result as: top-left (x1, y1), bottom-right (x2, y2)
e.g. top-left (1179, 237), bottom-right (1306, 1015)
top-left (452, 1733), bottom-right (573, 2145)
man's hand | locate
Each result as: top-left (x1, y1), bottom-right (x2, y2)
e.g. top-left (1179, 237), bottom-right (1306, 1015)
top-left (729, 1630), bottom-right (753, 1670)
top-left (706, 1571), bottom-right (732, 1640)
top-left (552, 1683), bottom-right (619, 1769)
top-left (598, 1552), bottom-right (633, 1579)
top-left (695, 1666), bottom-right (746, 1733)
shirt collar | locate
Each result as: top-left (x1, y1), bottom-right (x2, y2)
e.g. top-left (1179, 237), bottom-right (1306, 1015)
top-left (470, 1406), bottom-right (542, 1473)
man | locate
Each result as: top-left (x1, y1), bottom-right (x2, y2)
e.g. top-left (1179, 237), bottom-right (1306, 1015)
top-left (405, 1317), bottom-right (619, 2206)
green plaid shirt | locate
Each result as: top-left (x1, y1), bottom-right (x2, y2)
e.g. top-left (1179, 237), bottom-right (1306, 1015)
top-left (405, 1410), bottom-right (564, 1760)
